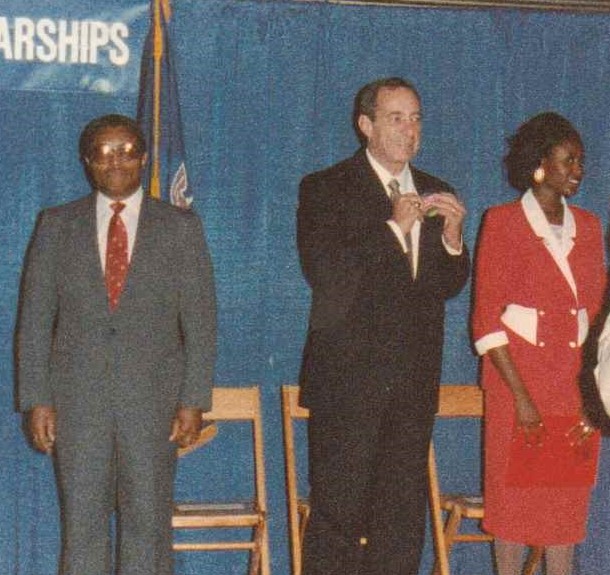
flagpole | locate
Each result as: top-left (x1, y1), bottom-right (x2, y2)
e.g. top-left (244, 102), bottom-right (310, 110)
top-left (139, 0), bottom-right (190, 206)
top-left (151, 0), bottom-right (164, 199)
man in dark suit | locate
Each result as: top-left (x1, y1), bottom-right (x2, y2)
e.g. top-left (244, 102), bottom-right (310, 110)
top-left (16, 114), bottom-right (216, 575)
top-left (297, 77), bottom-right (469, 575)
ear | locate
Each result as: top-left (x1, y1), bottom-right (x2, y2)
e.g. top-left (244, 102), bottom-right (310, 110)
top-left (140, 152), bottom-right (148, 168)
top-left (358, 114), bottom-right (374, 141)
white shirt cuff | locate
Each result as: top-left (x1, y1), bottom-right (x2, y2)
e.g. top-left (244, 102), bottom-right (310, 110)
top-left (475, 331), bottom-right (509, 356)
top-left (442, 234), bottom-right (463, 255)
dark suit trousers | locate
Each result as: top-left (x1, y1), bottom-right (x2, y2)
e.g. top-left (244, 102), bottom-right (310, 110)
top-left (54, 398), bottom-right (177, 575)
top-left (302, 378), bottom-right (436, 575)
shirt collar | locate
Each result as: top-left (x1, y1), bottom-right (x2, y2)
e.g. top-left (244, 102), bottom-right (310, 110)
top-left (520, 189), bottom-right (576, 240)
top-left (97, 187), bottom-right (144, 216)
top-left (365, 149), bottom-right (416, 194)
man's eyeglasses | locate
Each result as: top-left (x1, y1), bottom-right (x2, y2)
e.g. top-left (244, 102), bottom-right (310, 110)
top-left (87, 142), bottom-right (143, 165)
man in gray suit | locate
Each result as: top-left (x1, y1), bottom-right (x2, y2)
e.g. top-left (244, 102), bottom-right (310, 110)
top-left (16, 114), bottom-right (216, 575)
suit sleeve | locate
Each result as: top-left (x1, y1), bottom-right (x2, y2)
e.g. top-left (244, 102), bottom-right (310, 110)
top-left (434, 240), bottom-right (470, 301)
top-left (177, 211), bottom-right (217, 410)
top-left (471, 208), bottom-right (513, 353)
top-left (16, 210), bottom-right (60, 412)
top-left (414, 172), bottom-right (469, 301)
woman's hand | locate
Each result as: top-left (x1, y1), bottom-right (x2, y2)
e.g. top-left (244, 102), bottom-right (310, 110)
top-left (514, 392), bottom-right (545, 446)
top-left (566, 414), bottom-right (596, 446)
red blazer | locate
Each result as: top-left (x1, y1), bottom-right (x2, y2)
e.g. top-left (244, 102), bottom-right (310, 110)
top-left (472, 195), bottom-right (606, 414)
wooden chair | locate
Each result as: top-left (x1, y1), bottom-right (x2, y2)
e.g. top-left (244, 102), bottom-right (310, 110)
top-left (281, 385), bottom-right (311, 575)
top-left (172, 386), bottom-right (271, 575)
top-left (429, 384), bottom-right (543, 575)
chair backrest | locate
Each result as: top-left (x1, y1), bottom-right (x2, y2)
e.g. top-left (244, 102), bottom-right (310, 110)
top-left (281, 385), bottom-right (310, 575)
top-left (180, 386), bottom-right (268, 513)
top-left (436, 384), bottom-right (484, 418)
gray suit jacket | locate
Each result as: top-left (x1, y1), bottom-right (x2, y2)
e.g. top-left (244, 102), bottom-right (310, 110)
top-left (16, 192), bottom-right (216, 420)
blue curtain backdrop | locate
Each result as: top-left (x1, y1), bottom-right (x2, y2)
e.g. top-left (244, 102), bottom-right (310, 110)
top-left (2, 1), bottom-right (610, 574)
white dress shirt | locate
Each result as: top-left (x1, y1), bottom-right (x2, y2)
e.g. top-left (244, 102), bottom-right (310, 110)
top-left (366, 150), bottom-right (461, 278)
top-left (366, 150), bottom-right (422, 272)
top-left (96, 187), bottom-right (143, 272)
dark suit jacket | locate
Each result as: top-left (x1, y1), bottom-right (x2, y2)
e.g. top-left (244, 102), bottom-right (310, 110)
top-left (16, 192), bottom-right (216, 423)
top-left (297, 149), bottom-right (469, 410)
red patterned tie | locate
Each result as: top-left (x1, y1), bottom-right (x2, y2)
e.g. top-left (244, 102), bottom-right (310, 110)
top-left (105, 202), bottom-right (128, 311)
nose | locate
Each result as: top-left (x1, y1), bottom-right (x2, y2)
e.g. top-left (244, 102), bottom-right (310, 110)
top-left (572, 161), bottom-right (583, 179)
top-left (107, 152), bottom-right (123, 167)
top-left (399, 118), bottom-right (420, 136)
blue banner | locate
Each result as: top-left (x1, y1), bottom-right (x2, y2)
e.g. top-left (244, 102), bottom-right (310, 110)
top-left (137, 1), bottom-right (192, 206)
top-left (0, 0), bottom-right (148, 93)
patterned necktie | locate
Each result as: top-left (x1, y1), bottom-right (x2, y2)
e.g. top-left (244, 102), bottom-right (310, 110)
top-left (105, 201), bottom-right (128, 311)
top-left (388, 178), bottom-right (401, 202)
top-left (388, 179), bottom-right (415, 278)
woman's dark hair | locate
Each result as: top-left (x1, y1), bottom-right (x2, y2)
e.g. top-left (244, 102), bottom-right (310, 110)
top-left (79, 114), bottom-right (146, 162)
top-left (504, 112), bottom-right (583, 192)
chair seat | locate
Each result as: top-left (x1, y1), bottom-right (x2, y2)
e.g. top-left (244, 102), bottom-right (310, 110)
top-left (440, 494), bottom-right (484, 519)
top-left (173, 501), bottom-right (263, 528)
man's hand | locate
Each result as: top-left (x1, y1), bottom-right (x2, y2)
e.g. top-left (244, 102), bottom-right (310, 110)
top-left (423, 192), bottom-right (466, 250)
top-left (28, 405), bottom-right (56, 454)
top-left (391, 193), bottom-right (424, 235)
top-left (170, 407), bottom-right (203, 448)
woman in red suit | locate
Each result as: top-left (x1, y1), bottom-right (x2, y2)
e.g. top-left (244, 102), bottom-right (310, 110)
top-left (472, 112), bottom-right (606, 575)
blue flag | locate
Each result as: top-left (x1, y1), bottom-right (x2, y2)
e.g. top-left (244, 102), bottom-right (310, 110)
top-left (137, 0), bottom-right (192, 208)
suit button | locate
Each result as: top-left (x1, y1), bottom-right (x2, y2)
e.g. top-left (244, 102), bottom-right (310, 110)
top-left (569, 341), bottom-right (577, 348)
top-left (570, 309), bottom-right (577, 316)
top-left (538, 310), bottom-right (545, 316)
top-left (110, 327), bottom-right (117, 335)
top-left (538, 341), bottom-right (545, 347)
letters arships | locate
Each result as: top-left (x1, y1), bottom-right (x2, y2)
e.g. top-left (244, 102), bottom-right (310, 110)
top-left (0, 17), bottom-right (129, 65)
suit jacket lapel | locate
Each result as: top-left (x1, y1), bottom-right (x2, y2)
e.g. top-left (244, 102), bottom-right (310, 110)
top-left (412, 167), bottom-right (447, 278)
top-left (351, 149), bottom-right (393, 220)
top-left (118, 194), bottom-right (157, 308)
top-left (68, 193), bottom-right (109, 312)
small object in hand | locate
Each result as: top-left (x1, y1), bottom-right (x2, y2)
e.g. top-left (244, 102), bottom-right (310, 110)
top-left (420, 193), bottom-right (439, 217)
top-left (575, 420), bottom-right (594, 435)
top-left (566, 419), bottom-right (596, 446)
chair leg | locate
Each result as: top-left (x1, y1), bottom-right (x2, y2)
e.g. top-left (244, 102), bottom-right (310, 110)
top-left (260, 521), bottom-right (271, 575)
top-left (299, 507), bottom-right (310, 547)
top-left (442, 507), bottom-right (463, 558)
top-left (248, 518), bottom-right (272, 575)
top-left (431, 553), bottom-right (450, 575)
top-left (247, 526), bottom-right (262, 575)
top-left (523, 546), bottom-right (543, 575)
top-left (431, 508), bottom-right (462, 575)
